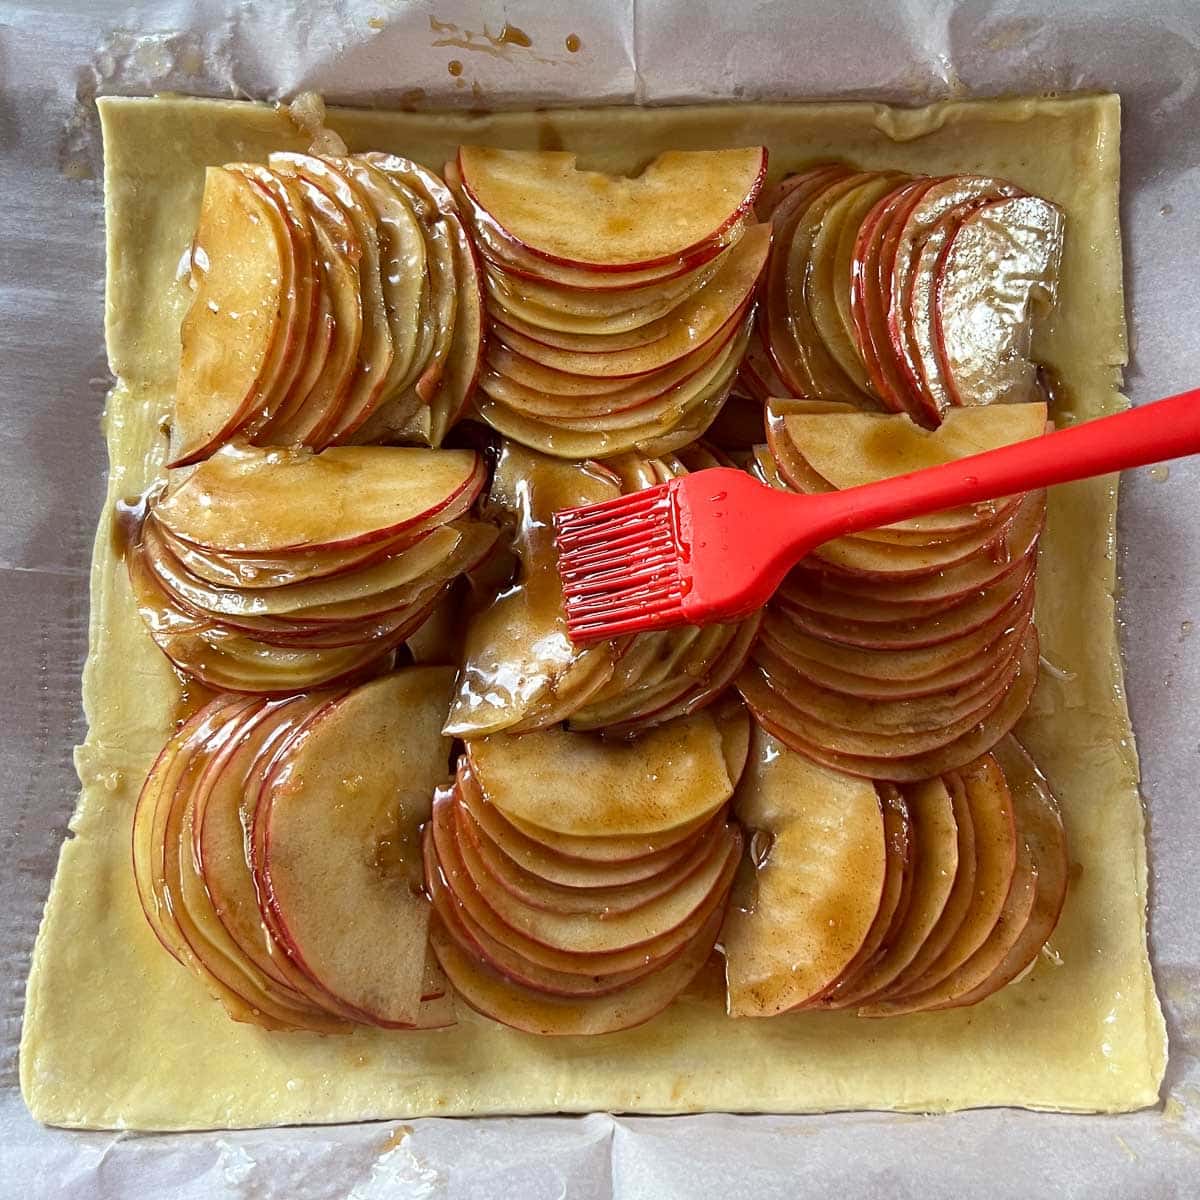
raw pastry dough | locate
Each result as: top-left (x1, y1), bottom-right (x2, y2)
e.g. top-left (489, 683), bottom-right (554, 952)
top-left (19, 94), bottom-right (1165, 1129)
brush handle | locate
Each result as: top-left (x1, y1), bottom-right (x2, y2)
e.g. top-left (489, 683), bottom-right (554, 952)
top-left (812, 387), bottom-right (1200, 540)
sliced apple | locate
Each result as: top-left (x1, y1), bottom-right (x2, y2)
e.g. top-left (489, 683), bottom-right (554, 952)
top-left (155, 443), bottom-right (482, 554)
top-left (457, 146), bottom-right (766, 270)
top-left (888, 175), bottom-right (1024, 424)
top-left (849, 177), bottom-right (938, 413)
top-left (427, 789), bottom-right (733, 977)
top-left (934, 196), bottom-right (1065, 409)
top-left (867, 753), bottom-right (1017, 1005)
top-left (170, 168), bottom-right (289, 466)
top-left (817, 784), bottom-right (912, 1007)
top-left (467, 710), bottom-right (733, 839)
top-left (937, 737), bottom-right (1067, 1007)
top-left (490, 225), bottom-right (769, 379)
top-left (271, 154), bottom-right (395, 443)
top-left (444, 444), bottom-right (621, 737)
top-left (429, 903), bottom-right (723, 1036)
top-left (806, 172), bottom-right (902, 396)
top-left (455, 762), bottom-right (709, 889)
top-left (256, 668), bottom-right (455, 1027)
top-left (193, 692), bottom-right (363, 1018)
top-left (458, 797), bottom-right (726, 917)
top-left (267, 173), bottom-right (365, 447)
top-left (829, 776), bottom-right (960, 1005)
top-left (457, 811), bottom-right (740, 955)
top-left (745, 629), bottom-right (1040, 782)
top-left (723, 728), bottom-right (886, 1016)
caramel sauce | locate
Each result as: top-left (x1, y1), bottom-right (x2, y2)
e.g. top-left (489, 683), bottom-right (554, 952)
top-left (110, 487), bottom-right (159, 561)
top-left (565, 33), bottom-right (582, 53)
top-left (496, 23), bottom-right (532, 48)
top-left (171, 670), bottom-right (218, 729)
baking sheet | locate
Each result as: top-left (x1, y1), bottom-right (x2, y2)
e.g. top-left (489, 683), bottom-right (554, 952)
top-left (2, 0), bottom-right (1198, 1195)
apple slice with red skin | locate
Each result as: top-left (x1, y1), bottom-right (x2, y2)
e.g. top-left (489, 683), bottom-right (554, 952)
top-left (759, 587), bottom-right (1035, 686)
top-left (806, 172), bottom-right (904, 396)
top-left (255, 668), bottom-right (456, 1028)
top-left (487, 254), bottom-right (726, 340)
top-left (740, 639), bottom-right (1023, 759)
top-left (270, 173), bottom-right (365, 448)
top-left (723, 728), bottom-right (886, 1016)
top-left (193, 691), bottom-right (365, 1018)
top-left (814, 784), bottom-right (912, 1008)
top-left (133, 695), bottom-right (252, 967)
top-left (744, 630), bottom-right (1041, 782)
top-left (457, 795), bottom-right (727, 917)
top-left (758, 607), bottom-right (1030, 704)
top-left (938, 736), bottom-right (1068, 1007)
top-left (455, 763), bottom-right (713, 888)
top-left (164, 718), bottom-right (350, 1033)
top-left (828, 776), bottom-right (961, 1006)
top-left (785, 490), bottom-right (1045, 608)
top-left (484, 327), bottom-right (735, 416)
top-left (532, 321), bottom-right (747, 434)
top-left (456, 806), bottom-right (741, 955)
top-left (859, 836), bottom-right (1037, 1017)
top-left (448, 156), bottom-right (739, 290)
top-left (576, 613), bottom-right (762, 737)
top-left (748, 633), bottom-right (1024, 741)
top-left (466, 709), bottom-right (734, 839)
top-left (767, 171), bottom-right (878, 405)
top-left (490, 225), bottom-right (769, 378)
top-left (430, 811), bottom-right (685, 996)
top-left (427, 789), bottom-right (736, 977)
top-left (156, 443), bottom-right (482, 554)
top-left (227, 165), bottom-right (311, 435)
top-left (756, 164), bottom-right (855, 395)
top-left (861, 772), bottom-right (977, 1001)
top-left (486, 248), bottom-right (726, 322)
top-left (150, 697), bottom-right (346, 1032)
top-left (475, 335), bottom-right (743, 460)
top-left (888, 176), bottom-right (1024, 425)
top-left (457, 145), bottom-right (766, 271)
top-left (934, 195), bottom-right (1065, 409)
top-left (169, 168), bottom-right (290, 466)
top-left (429, 901), bottom-right (724, 1036)
top-left (777, 551), bottom-right (1033, 626)
top-left (270, 154), bottom-right (395, 445)
top-left (140, 519), bottom-right (462, 620)
top-left (777, 563), bottom-right (1034, 652)
top-left (849, 177), bottom-right (940, 413)
top-left (868, 753), bottom-right (1018, 1003)
top-left (127, 545), bottom-right (416, 693)
top-left (905, 207), bottom-right (972, 419)
top-left (331, 157), bottom-right (429, 414)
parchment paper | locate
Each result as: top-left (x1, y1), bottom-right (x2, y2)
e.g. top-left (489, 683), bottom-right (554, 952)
top-left (1, 0), bottom-right (1198, 1195)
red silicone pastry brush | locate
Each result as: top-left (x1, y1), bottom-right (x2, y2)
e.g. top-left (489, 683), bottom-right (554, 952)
top-left (554, 386), bottom-right (1200, 641)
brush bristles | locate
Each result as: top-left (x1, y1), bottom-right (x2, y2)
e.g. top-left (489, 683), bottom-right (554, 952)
top-left (554, 481), bottom-right (688, 640)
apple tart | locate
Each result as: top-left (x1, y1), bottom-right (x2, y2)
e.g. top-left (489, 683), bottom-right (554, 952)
top-left (21, 94), bottom-right (1163, 1130)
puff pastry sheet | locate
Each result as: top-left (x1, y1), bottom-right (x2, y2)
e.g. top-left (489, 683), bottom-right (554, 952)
top-left (19, 94), bottom-right (1165, 1129)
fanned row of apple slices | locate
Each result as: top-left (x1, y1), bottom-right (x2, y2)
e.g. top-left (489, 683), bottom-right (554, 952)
top-left (737, 402), bottom-right (1047, 782)
top-left (132, 670), bottom-right (459, 1032)
top-left (127, 443), bottom-right (497, 693)
top-left (445, 147), bottom-right (770, 457)
top-left (444, 441), bottom-right (759, 738)
top-left (723, 728), bottom-right (1068, 1017)
top-left (171, 153), bottom-right (483, 466)
top-left (744, 164), bottom-right (1064, 426)
top-left (425, 706), bottom-right (748, 1035)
